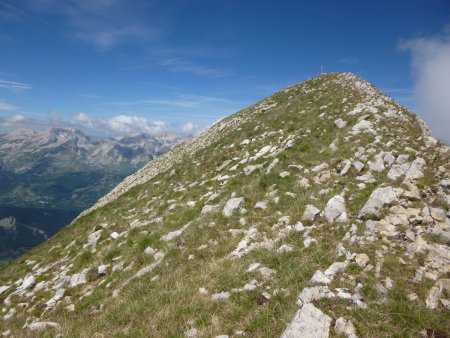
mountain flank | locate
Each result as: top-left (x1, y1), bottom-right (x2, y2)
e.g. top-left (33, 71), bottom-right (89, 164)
top-left (0, 72), bottom-right (449, 337)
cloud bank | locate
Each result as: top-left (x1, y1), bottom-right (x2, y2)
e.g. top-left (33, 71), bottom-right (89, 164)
top-left (72, 113), bottom-right (168, 135)
top-left (400, 27), bottom-right (450, 144)
top-left (0, 108), bottom-right (201, 137)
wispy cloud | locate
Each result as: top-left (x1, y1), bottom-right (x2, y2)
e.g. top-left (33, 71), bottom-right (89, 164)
top-left (161, 58), bottom-right (229, 78)
top-left (337, 56), bottom-right (358, 64)
top-left (0, 79), bottom-right (32, 92)
top-left (399, 25), bottom-right (450, 144)
top-left (110, 94), bottom-right (230, 109)
top-left (0, 99), bottom-right (20, 111)
top-left (26, 0), bottom-right (164, 50)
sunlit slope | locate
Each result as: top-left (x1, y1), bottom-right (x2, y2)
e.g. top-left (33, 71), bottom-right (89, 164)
top-left (1, 73), bottom-right (449, 337)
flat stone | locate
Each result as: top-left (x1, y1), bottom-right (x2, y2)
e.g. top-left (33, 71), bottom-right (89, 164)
top-left (310, 270), bottom-right (332, 284)
top-left (87, 230), bottom-right (102, 247)
top-left (244, 164), bottom-right (264, 175)
top-left (405, 158), bottom-right (426, 181)
top-left (335, 317), bottom-right (358, 338)
top-left (297, 286), bottom-right (335, 306)
top-left (280, 303), bottom-right (331, 338)
top-left (254, 201), bottom-right (268, 210)
top-left (223, 197), bottom-right (245, 217)
top-left (336, 159), bottom-right (352, 176)
top-left (211, 291), bottom-right (231, 300)
top-left (358, 186), bottom-right (397, 220)
top-left (324, 261), bottom-right (348, 277)
top-left (352, 161), bottom-right (365, 172)
top-left (312, 163), bottom-right (328, 173)
top-left (387, 163), bottom-right (410, 180)
top-left (17, 274), bottom-right (35, 293)
top-left (279, 171), bottom-right (290, 178)
top-left (426, 279), bottom-right (450, 309)
top-left (161, 223), bottom-right (190, 241)
top-left (368, 154), bottom-right (385, 172)
top-left (303, 205), bottom-right (321, 221)
top-left (25, 321), bottom-right (60, 331)
top-left (70, 269), bottom-right (88, 288)
top-left (201, 204), bottom-right (219, 214)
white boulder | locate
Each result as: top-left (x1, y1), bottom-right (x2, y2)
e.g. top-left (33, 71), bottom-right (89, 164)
top-left (324, 195), bottom-right (348, 223)
top-left (358, 186), bottom-right (397, 219)
top-left (303, 205), bottom-right (321, 221)
top-left (223, 197), bottom-right (245, 217)
top-left (280, 303), bottom-right (331, 338)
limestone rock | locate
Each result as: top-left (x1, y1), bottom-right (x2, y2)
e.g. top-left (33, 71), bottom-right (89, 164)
top-left (426, 279), bottom-right (450, 309)
top-left (358, 186), bottom-right (397, 220)
top-left (87, 230), bottom-right (102, 247)
top-left (310, 270), bottom-right (332, 284)
top-left (324, 195), bottom-right (348, 223)
top-left (335, 118), bottom-right (347, 129)
top-left (303, 205), bottom-right (321, 221)
top-left (404, 158), bottom-right (426, 181)
top-left (324, 261), bottom-right (348, 277)
top-left (201, 204), bottom-right (219, 214)
top-left (254, 201), bottom-right (268, 210)
top-left (17, 274), bottom-right (35, 294)
top-left (25, 321), bottom-right (60, 331)
top-left (280, 303), bottom-right (331, 338)
top-left (312, 163), bottom-right (328, 173)
top-left (297, 285), bottom-right (335, 306)
top-left (335, 317), bottom-right (358, 338)
top-left (336, 160), bottom-right (352, 176)
top-left (354, 254), bottom-right (369, 268)
top-left (352, 161), bottom-right (365, 172)
top-left (70, 269), bottom-right (88, 288)
top-left (223, 197), bottom-right (245, 217)
top-left (368, 154), bottom-right (385, 172)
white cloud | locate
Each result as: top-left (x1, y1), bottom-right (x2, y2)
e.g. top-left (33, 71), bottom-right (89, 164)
top-left (70, 112), bottom-right (167, 135)
top-left (0, 79), bottom-right (31, 92)
top-left (399, 27), bottom-right (450, 144)
top-left (1, 114), bottom-right (25, 126)
top-left (106, 115), bottom-right (166, 134)
top-left (181, 122), bottom-right (198, 133)
top-left (72, 112), bottom-right (97, 128)
top-left (0, 99), bottom-right (20, 111)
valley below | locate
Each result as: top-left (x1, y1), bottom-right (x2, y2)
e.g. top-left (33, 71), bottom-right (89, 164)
top-left (0, 128), bottom-right (180, 261)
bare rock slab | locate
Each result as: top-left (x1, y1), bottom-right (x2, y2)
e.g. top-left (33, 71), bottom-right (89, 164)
top-left (358, 186), bottom-right (397, 220)
top-left (281, 303), bottom-right (331, 338)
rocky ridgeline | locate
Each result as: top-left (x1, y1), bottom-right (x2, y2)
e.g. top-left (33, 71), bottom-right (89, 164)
top-left (0, 73), bottom-right (449, 337)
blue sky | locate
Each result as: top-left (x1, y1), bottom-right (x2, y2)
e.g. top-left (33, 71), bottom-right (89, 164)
top-left (0, 0), bottom-right (449, 141)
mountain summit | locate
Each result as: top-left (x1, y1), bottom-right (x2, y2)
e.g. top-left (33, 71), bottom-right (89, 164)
top-left (1, 73), bottom-right (449, 336)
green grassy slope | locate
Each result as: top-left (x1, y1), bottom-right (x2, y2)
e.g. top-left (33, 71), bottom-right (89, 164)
top-left (0, 73), bottom-right (449, 337)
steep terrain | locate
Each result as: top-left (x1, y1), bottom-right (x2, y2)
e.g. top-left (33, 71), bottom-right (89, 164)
top-left (0, 128), bottom-right (180, 261)
top-left (0, 73), bottom-right (449, 337)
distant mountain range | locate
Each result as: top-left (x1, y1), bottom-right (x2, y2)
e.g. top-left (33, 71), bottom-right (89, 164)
top-left (0, 127), bottom-right (181, 260)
